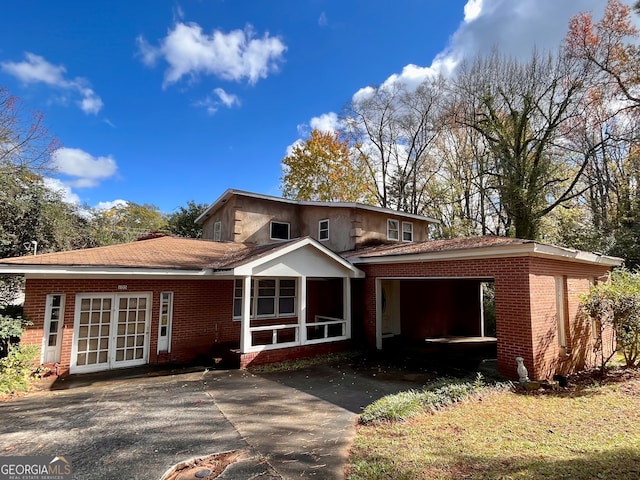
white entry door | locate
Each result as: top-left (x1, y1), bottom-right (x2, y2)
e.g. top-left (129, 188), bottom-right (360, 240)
top-left (381, 280), bottom-right (401, 337)
top-left (71, 293), bottom-right (151, 373)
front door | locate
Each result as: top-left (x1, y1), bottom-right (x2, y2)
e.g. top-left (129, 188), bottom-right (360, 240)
top-left (71, 293), bottom-right (151, 373)
top-left (42, 294), bottom-right (65, 364)
top-left (381, 280), bottom-right (401, 337)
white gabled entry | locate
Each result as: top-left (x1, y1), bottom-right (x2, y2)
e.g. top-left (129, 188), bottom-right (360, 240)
top-left (231, 237), bottom-right (364, 354)
top-left (70, 292), bottom-right (151, 374)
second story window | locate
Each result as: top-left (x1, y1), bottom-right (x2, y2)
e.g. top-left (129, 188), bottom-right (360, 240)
top-left (319, 219), bottom-right (329, 241)
top-left (387, 219), bottom-right (399, 241)
top-left (270, 221), bottom-right (290, 240)
top-left (213, 221), bottom-right (222, 241)
top-left (402, 222), bottom-right (413, 242)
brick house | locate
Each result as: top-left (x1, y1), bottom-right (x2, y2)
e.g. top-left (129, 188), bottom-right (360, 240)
top-left (0, 189), bottom-right (622, 379)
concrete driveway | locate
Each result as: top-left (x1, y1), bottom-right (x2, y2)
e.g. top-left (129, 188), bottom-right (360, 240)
top-left (0, 359), bottom-right (425, 479)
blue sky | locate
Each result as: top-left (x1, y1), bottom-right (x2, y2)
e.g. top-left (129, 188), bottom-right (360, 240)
top-left (0, 0), bottom-right (626, 214)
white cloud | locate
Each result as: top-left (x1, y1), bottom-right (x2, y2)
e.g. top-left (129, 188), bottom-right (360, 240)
top-left (43, 177), bottom-right (81, 205)
top-left (195, 87), bottom-right (241, 114)
top-left (52, 147), bottom-right (117, 188)
top-left (94, 199), bottom-right (128, 211)
top-left (137, 22), bottom-right (287, 88)
top-left (1, 52), bottom-right (103, 114)
top-left (310, 112), bottom-right (341, 132)
top-left (464, 0), bottom-right (483, 22)
top-left (214, 87), bottom-right (240, 107)
top-left (79, 89), bottom-right (103, 114)
top-left (318, 12), bottom-right (328, 27)
top-left (351, 0), bottom-right (620, 97)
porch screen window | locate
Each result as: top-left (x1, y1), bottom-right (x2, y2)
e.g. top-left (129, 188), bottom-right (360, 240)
top-left (213, 221), bottom-right (222, 241)
top-left (233, 278), bottom-right (296, 319)
top-left (402, 222), bottom-right (413, 242)
top-left (257, 279), bottom-right (276, 316)
top-left (270, 221), bottom-right (290, 240)
top-left (319, 219), bottom-right (329, 241)
top-left (387, 219), bottom-right (399, 241)
top-left (279, 279), bottom-right (296, 315)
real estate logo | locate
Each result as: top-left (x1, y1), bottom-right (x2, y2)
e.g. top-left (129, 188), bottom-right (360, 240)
top-left (0, 456), bottom-right (72, 480)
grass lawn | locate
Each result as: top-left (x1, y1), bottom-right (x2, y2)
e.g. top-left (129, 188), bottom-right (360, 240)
top-left (347, 369), bottom-right (640, 480)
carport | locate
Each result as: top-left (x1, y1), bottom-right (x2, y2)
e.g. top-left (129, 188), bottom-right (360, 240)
top-left (345, 237), bottom-right (621, 380)
top-left (374, 277), bottom-right (497, 368)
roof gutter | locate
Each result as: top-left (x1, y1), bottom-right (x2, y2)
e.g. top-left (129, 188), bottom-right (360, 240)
top-left (0, 265), bottom-right (215, 278)
top-left (348, 243), bottom-right (623, 267)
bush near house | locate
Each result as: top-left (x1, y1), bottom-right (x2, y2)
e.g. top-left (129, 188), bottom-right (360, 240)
top-left (0, 314), bottom-right (39, 395)
top-left (581, 268), bottom-right (640, 369)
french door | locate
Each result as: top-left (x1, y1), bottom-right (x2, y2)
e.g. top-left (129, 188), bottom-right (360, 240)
top-left (71, 293), bottom-right (151, 373)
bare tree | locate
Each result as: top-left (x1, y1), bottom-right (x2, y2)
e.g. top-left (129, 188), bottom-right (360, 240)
top-left (342, 77), bottom-right (445, 214)
top-left (454, 50), bottom-right (591, 239)
top-left (0, 87), bottom-right (60, 173)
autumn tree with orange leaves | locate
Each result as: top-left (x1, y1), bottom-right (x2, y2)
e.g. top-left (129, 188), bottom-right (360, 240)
top-left (280, 129), bottom-right (375, 203)
top-left (566, 0), bottom-right (640, 108)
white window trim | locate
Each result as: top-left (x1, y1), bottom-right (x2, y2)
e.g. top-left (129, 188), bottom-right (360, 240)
top-left (233, 278), bottom-right (297, 320)
top-left (41, 293), bottom-right (65, 364)
top-left (157, 292), bottom-right (173, 353)
top-left (387, 219), bottom-right (400, 241)
top-left (402, 221), bottom-right (413, 242)
top-left (555, 276), bottom-right (568, 352)
top-left (213, 221), bottom-right (222, 241)
top-left (270, 221), bottom-right (291, 240)
top-left (318, 219), bottom-right (330, 241)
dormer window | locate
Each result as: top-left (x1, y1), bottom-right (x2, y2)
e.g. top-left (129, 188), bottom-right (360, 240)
top-left (319, 219), bottom-right (329, 241)
top-left (402, 222), bottom-right (413, 242)
top-left (387, 219), bottom-right (399, 241)
top-left (270, 221), bottom-right (290, 240)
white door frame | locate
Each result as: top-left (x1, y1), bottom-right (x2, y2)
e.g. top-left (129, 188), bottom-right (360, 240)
top-left (70, 292), bottom-right (152, 374)
top-left (41, 293), bottom-right (65, 364)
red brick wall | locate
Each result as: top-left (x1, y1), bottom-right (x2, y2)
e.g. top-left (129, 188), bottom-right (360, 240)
top-left (356, 256), bottom-right (612, 380)
top-left (528, 259), bottom-right (613, 379)
top-left (22, 278), bottom-right (239, 374)
top-left (400, 279), bottom-right (482, 338)
top-left (239, 341), bottom-right (349, 368)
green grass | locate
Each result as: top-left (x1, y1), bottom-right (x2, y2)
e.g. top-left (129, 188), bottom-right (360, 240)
top-left (348, 370), bottom-right (640, 480)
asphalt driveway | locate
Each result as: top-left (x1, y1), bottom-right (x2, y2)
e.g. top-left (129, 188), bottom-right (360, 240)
top-left (0, 359), bottom-right (426, 479)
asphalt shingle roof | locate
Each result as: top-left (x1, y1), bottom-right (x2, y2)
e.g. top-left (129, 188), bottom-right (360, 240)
top-left (343, 236), bottom-right (531, 259)
top-left (0, 236), bottom-right (290, 271)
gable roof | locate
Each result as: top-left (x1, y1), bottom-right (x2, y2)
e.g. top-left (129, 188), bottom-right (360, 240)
top-left (0, 236), bottom-right (364, 278)
top-left (344, 236), bottom-right (624, 266)
top-left (195, 188), bottom-right (440, 225)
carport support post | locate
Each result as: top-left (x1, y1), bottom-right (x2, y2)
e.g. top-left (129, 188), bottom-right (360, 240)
top-left (344, 278), bottom-right (351, 339)
top-left (240, 276), bottom-right (252, 353)
top-left (299, 275), bottom-right (307, 344)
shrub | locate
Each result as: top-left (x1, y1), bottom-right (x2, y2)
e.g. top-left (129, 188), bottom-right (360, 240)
top-left (360, 374), bottom-right (485, 424)
top-left (0, 314), bottom-right (24, 358)
top-left (581, 268), bottom-right (640, 368)
top-left (0, 344), bottom-right (40, 395)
